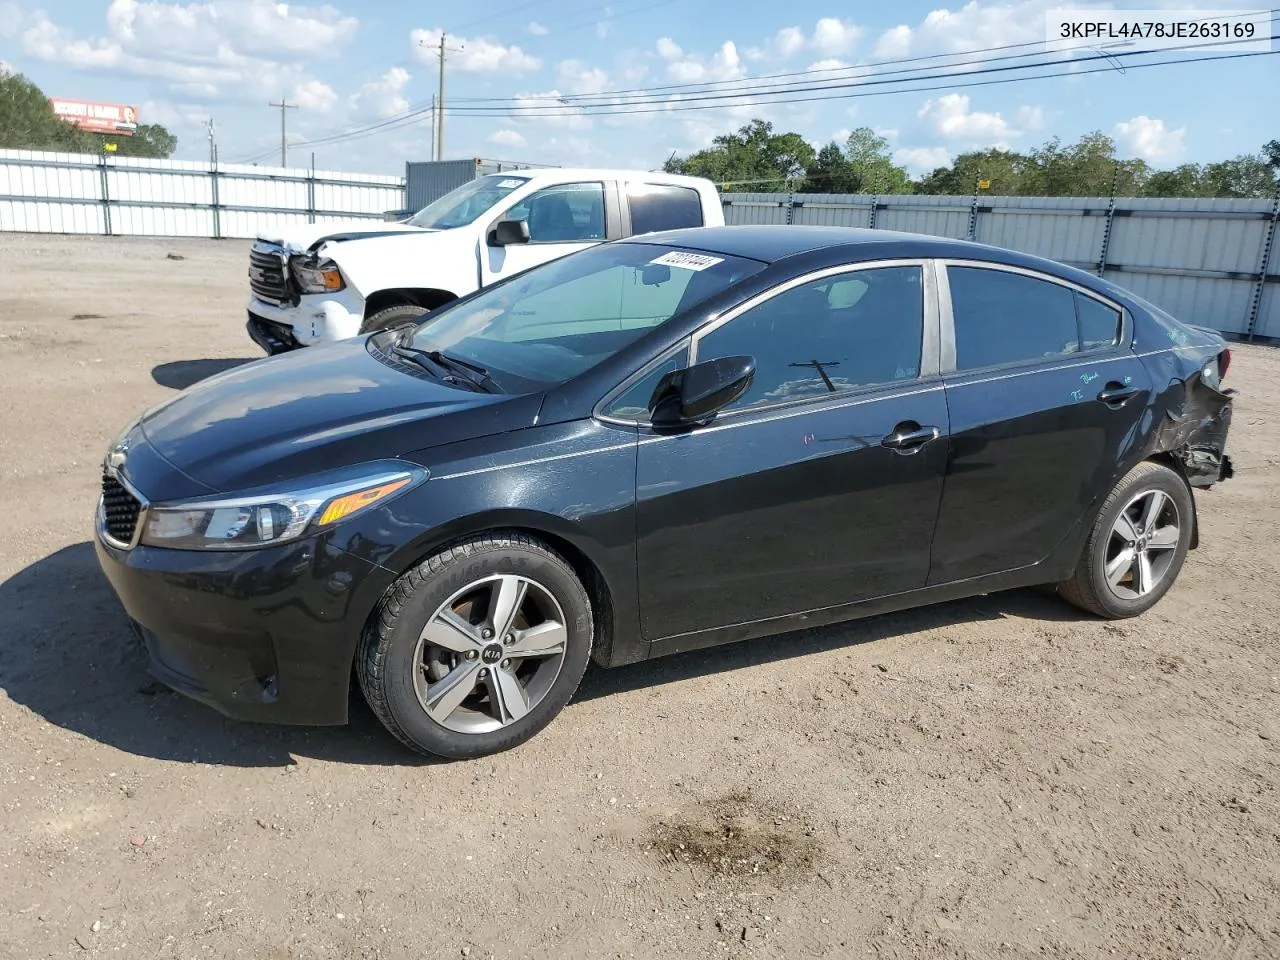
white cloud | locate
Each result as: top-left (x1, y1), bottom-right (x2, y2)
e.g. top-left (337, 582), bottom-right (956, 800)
top-left (873, 0), bottom-right (1053, 60)
top-left (411, 27), bottom-right (540, 74)
top-left (807, 58), bottom-right (851, 72)
top-left (293, 79), bottom-right (337, 112)
top-left (665, 40), bottom-right (744, 83)
top-left (745, 25), bottom-right (805, 61)
top-left (918, 93), bottom-right (1013, 145)
top-left (1114, 115), bottom-right (1186, 162)
top-left (894, 145), bottom-right (953, 172)
top-left (527, 21), bottom-right (548, 36)
top-left (18, 0), bottom-right (357, 101)
top-left (557, 59), bottom-right (610, 95)
top-left (488, 128), bottom-right (526, 148)
top-left (656, 37), bottom-right (682, 60)
top-left (349, 67), bottom-right (410, 118)
top-left (811, 17), bottom-right (861, 56)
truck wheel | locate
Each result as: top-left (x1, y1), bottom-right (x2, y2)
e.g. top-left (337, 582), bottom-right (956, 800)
top-left (361, 303), bottom-right (428, 336)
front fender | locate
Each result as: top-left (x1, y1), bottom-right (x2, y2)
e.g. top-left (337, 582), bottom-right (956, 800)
top-left (324, 230), bottom-right (482, 301)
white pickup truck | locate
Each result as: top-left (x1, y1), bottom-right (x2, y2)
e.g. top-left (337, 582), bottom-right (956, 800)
top-left (244, 167), bottom-right (725, 354)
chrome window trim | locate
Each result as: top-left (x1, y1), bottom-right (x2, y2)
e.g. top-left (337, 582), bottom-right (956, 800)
top-left (935, 258), bottom-right (1131, 377)
top-left (679, 258), bottom-right (940, 420)
top-left (593, 338), bottom-right (691, 427)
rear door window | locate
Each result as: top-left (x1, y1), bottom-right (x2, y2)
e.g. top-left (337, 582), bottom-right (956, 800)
top-left (627, 184), bottom-right (704, 235)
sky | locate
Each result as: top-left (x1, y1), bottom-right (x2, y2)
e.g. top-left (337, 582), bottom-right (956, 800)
top-left (0, 0), bottom-right (1276, 178)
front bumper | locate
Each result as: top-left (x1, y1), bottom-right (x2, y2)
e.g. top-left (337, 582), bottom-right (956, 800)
top-left (246, 290), bottom-right (366, 352)
top-left (95, 530), bottom-right (397, 726)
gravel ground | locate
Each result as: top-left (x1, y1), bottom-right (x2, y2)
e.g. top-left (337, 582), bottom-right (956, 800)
top-left (1, 233), bottom-right (1278, 960)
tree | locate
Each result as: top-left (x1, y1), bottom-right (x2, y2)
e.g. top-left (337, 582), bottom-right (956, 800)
top-left (843, 127), bottom-right (911, 194)
top-left (1201, 154), bottom-right (1277, 198)
top-left (0, 70), bottom-right (176, 158)
top-left (666, 119), bottom-right (815, 191)
top-left (0, 70), bottom-right (95, 152)
top-left (1262, 139), bottom-right (1280, 170)
top-left (1142, 164), bottom-right (1205, 198)
top-left (915, 148), bottom-right (1029, 195)
top-left (105, 124), bottom-right (178, 159)
top-left (800, 142), bottom-right (861, 193)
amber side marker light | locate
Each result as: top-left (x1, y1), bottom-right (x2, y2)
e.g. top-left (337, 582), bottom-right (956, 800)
top-left (319, 477), bottom-right (412, 526)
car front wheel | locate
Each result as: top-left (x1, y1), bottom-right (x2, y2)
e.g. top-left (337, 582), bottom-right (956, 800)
top-left (1056, 460), bottom-right (1195, 618)
top-left (357, 533), bottom-right (594, 759)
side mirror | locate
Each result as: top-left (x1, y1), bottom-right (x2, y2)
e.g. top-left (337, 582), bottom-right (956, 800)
top-left (489, 219), bottom-right (531, 246)
top-left (649, 355), bottom-right (755, 426)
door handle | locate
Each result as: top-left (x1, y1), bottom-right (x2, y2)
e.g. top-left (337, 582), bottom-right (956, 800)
top-left (1096, 382), bottom-right (1139, 407)
top-left (881, 422), bottom-right (941, 454)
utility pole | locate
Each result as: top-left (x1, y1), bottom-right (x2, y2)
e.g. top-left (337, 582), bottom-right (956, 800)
top-left (268, 100), bottom-right (298, 167)
top-left (418, 34), bottom-right (463, 161)
top-left (204, 118), bottom-right (217, 164)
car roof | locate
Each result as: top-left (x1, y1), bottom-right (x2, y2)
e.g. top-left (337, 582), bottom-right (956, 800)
top-left (623, 224), bottom-right (1109, 290)
top-left (489, 168), bottom-right (711, 188)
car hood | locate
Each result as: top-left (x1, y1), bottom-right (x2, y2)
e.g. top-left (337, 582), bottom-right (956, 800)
top-left (256, 219), bottom-right (434, 255)
top-left (134, 338), bottom-right (542, 496)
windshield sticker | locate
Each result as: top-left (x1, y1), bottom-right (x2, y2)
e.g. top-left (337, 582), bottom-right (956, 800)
top-left (649, 251), bottom-right (725, 272)
top-left (498, 179), bottom-right (523, 188)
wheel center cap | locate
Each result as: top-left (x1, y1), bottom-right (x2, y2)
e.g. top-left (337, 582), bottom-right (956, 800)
top-left (480, 643), bottom-right (504, 664)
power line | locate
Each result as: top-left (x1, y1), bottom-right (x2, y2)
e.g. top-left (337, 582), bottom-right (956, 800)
top-left (445, 36), bottom-right (1276, 118)
top-left (229, 17), bottom-right (1275, 162)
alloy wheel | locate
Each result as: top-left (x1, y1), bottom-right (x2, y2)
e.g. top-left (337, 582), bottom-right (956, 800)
top-left (1103, 488), bottom-right (1182, 601)
top-left (412, 574), bottom-right (569, 734)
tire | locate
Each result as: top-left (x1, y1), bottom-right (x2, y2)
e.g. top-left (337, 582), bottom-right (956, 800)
top-left (357, 533), bottom-right (594, 760)
top-left (1056, 461), bottom-right (1195, 619)
top-left (359, 303), bottom-right (428, 336)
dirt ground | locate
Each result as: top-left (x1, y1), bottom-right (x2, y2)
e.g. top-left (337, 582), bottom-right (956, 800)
top-left (1, 233), bottom-right (1278, 960)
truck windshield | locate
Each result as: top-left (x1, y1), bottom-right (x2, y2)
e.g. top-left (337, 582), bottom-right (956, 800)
top-left (407, 175), bottom-right (529, 230)
top-left (405, 242), bottom-right (766, 391)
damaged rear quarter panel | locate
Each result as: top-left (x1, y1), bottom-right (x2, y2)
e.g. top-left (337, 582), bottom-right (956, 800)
top-left (1137, 343), bottom-right (1234, 488)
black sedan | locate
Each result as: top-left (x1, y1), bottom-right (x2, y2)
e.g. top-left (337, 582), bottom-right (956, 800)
top-left (95, 226), bottom-right (1235, 759)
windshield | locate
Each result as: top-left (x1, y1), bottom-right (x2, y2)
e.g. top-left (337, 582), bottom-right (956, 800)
top-left (407, 175), bottom-right (529, 230)
top-left (406, 242), bottom-right (766, 391)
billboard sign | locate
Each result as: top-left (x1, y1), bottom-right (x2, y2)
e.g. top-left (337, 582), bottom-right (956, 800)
top-left (50, 98), bottom-right (139, 135)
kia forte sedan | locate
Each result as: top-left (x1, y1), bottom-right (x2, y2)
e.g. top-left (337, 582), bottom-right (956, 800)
top-left (95, 226), bottom-right (1235, 759)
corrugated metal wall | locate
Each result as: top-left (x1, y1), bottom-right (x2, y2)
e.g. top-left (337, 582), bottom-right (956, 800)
top-left (0, 149), bottom-right (406, 240)
top-left (723, 192), bottom-right (1280, 341)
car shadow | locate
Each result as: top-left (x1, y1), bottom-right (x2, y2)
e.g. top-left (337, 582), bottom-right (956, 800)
top-left (0, 542), bottom-right (436, 768)
top-left (1, 542), bottom-right (1086, 767)
top-left (151, 358), bottom-right (258, 390)
top-left (575, 586), bottom-right (1082, 703)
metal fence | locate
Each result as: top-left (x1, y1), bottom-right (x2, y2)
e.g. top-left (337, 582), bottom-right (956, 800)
top-left (404, 158), bottom-right (560, 212)
top-left (723, 192), bottom-right (1280, 341)
top-left (0, 148), bottom-right (405, 239)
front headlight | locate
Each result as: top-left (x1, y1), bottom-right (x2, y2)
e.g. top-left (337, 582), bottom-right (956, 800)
top-left (139, 462), bottom-right (426, 551)
top-left (290, 255), bottom-right (345, 294)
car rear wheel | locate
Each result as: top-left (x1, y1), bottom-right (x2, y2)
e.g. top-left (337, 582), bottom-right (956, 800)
top-left (360, 303), bottom-right (428, 336)
top-left (357, 533), bottom-right (594, 759)
top-left (1056, 461), bottom-right (1194, 618)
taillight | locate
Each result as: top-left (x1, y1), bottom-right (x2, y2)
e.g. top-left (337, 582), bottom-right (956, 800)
top-left (1219, 348), bottom-right (1231, 382)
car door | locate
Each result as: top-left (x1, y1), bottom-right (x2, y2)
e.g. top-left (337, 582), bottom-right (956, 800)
top-left (605, 260), bottom-right (951, 642)
top-left (927, 261), bottom-right (1153, 585)
top-left (481, 180), bottom-right (617, 285)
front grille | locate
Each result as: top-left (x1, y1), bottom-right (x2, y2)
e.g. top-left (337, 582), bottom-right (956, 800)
top-left (102, 474), bottom-right (142, 544)
top-left (249, 247), bottom-right (290, 303)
